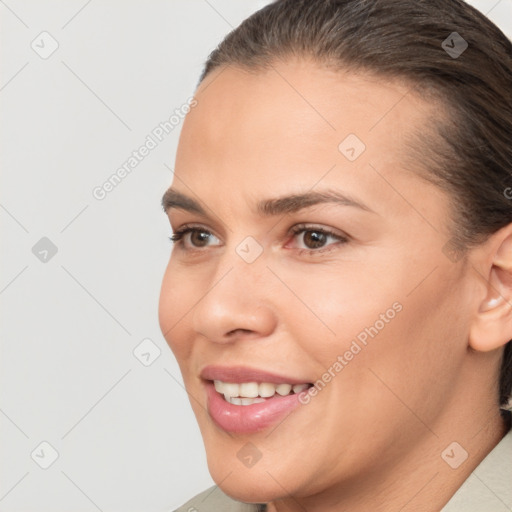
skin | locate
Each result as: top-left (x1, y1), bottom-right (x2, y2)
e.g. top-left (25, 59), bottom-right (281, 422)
top-left (159, 59), bottom-right (511, 511)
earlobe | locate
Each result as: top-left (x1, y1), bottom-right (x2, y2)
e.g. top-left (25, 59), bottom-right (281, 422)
top-left (469, 225), bottom-right (512, 353)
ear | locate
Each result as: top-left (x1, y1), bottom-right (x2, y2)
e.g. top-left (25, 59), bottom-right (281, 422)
top-left (469, 223), bottom-right (512, 352)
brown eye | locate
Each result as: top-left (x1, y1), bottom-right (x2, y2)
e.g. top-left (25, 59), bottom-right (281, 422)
top-left (189, 230), bottom-right (212, 247)
top-left (169, 227), bottom-right (221, 249)
top-left (288, 225), bottom-right (348, 254)
top-left (302, 230), bottom-right (328, 249)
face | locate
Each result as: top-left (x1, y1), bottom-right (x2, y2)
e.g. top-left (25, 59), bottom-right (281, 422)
top-left (159, 60), bottom-right (476, 502)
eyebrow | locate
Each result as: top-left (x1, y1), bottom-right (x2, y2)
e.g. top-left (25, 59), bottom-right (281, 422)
top-left (161, 188), bottom-right (375, 217)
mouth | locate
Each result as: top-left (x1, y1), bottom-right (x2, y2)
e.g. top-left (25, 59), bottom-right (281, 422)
top-left (200, 366), bottom-right (314, 434)
top-left (213, 380), bottom-right (311, 405)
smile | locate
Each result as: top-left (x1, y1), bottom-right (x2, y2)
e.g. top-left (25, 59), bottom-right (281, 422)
top-left (214, 380), bottom-right (310, 405)
top-left (200, 366), bottom-right (313, 433)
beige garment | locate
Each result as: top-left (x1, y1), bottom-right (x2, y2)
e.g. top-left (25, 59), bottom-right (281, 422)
top-left (173, 421), bottom-right (512, 512)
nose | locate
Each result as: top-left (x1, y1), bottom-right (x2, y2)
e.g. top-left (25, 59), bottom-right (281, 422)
top-left (191, 254), bottom-right (278, 344)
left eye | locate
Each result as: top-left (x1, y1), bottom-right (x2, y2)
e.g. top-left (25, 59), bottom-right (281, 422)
top-left (289, 226), bottom-right (347, 251)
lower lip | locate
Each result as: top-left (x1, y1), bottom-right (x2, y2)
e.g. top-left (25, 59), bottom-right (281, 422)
top-left (205, 381), bottom-right (307, 434)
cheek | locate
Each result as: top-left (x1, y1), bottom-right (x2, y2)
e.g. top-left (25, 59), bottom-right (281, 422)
top-left (276, 261), bottom-right (404, 360)
top-left (282, 258), bottom-right (466, 400)
top-left (158, 262), bottom-right (195, 359)
top-left (347, 264), bottom-right (471, 415)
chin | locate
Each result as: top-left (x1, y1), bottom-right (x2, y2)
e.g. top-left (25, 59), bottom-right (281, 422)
top-left (214, 476), bottom-right (284, 504)
top-left (206, 454), bottom-right (296, 504)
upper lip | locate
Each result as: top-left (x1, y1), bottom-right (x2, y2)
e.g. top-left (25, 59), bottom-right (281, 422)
top-left (200, 365), bottom-right (311, 385)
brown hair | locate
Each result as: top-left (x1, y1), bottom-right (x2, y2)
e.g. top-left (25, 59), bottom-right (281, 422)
top-left (199, 0), bottom-right (512, 407)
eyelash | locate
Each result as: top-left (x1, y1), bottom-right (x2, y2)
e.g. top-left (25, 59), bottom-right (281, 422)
top-left (169, 223), bottom-right (348, 256)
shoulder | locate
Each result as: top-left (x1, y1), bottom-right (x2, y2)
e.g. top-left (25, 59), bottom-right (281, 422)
top-left (171, 485), bottom-right (263, 512)
top-left (441, 417), bottom-right (512, 511)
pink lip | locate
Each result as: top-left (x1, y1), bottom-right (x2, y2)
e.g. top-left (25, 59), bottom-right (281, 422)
top-left (200, 366), bottom-right (312, 434)
top-left (200, 365), bottom-right (310, 385)
top-left (204, 381), bottom-right (308, 434)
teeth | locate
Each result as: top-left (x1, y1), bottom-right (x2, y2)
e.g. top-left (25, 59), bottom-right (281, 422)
top-left (292, 384), bottom-right (309, 393)
top-left (241, 397), bottom-right (266, 405)
top-left (239, 382), bottom-right (259, 398)
top-left (276, 383), bottom-right (292, 396)
top-left (226, 396), bottom-right (267, 406)
top-left (213, 380), bottom-right (309, 400)
top-left (259, 382), bottom-right (276, 397)
top-left (216, 381), bottom-right (239, 398)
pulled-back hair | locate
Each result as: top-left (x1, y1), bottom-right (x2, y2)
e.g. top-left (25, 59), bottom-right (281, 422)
top-left (199, 0), bottom-right (512, 407)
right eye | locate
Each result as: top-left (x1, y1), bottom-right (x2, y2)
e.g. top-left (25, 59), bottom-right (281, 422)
top-left (169, 226), bottom-right (221, 250)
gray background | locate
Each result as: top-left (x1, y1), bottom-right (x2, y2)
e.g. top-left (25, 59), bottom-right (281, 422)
top-left (1, 1), bottom-right (511, 511)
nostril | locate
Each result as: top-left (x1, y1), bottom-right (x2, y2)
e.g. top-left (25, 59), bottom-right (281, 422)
top-left (226, 328), bottom-right (257, 338)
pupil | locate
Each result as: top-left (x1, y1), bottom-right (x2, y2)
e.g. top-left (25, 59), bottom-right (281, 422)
top-left (192, 231), bottom-right (209, 246)
top-left (304, 230), bottom-right (325, 248)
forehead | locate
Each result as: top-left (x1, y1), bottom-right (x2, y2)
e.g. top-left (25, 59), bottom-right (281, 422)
top-left (172, 60), bottom-right (443, 223)
top-left (178, 60), bottom-right (430, 168)
top-left (193, 61), bottom-right (421, 130)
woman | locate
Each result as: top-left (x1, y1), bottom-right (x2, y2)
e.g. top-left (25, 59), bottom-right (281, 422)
top-left (160, 0), bottom-right (512, 510)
